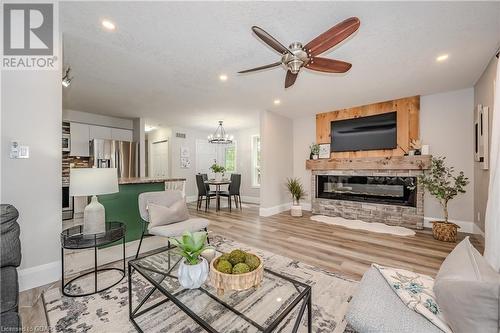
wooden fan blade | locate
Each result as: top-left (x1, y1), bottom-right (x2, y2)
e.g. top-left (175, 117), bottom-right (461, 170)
top-left (238, 62), bottom-right (282, 74)
top-left (285, 71), bottom-right (298, 88)
top-left (304, 17), bottom-right (360, 57)
top-left (252, 26), bottom-right (293, 55)
top-left (305, 57), bottom-right (352, 73)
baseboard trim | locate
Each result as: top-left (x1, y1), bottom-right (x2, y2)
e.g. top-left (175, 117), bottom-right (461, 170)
top-left (423, 216), bottom-right (477, 234)
top-left (473, 224), bottom-right (485, 238)
top-left (186, 195), bottom-right (198, 203)
top-left (259, 203), bottom-right (291, 217)
top-left (18, 260), bottom-right (61, 292)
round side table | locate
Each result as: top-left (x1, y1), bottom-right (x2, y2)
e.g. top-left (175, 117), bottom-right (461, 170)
top-left (60, 221), bottom-right (126, 297)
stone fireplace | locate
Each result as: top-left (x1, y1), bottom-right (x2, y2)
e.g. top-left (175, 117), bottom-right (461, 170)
top-left (307, 156), bottom-right (431, 230)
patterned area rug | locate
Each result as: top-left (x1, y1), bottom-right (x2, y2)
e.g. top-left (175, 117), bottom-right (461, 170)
top-left (43, 235), bottom-right (358, 332)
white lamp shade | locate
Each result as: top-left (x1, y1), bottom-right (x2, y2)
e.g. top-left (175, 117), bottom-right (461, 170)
top-left (70, 168), bottom-right (119, 196)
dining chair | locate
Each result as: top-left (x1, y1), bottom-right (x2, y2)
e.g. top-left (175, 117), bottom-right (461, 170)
top-left (135, 190), bottom-right (210, 259)
top-left (220, 173), bottom-right (242, 212)
top-left (196, 174), bottom-right (216, 212)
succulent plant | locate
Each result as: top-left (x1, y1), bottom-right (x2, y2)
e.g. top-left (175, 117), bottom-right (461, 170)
top-left (245, 254), bottom-right (260, 271)
top-left (228, 249), bottom-right (246, 266)
top-left (232, 263), bottom-right (250, 274)
top-left (169, 231), bottom-right (210, 265)
top-left (215, 259), bottom-right (233, 274)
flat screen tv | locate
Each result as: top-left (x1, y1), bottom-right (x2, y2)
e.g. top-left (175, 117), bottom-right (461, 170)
top-left (331, 112), bottom-right (397, 152)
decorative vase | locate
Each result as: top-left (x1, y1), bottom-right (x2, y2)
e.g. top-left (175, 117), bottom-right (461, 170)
top-left (312, 155), bottom-right (319, 160)
top-left (291, 205), bottom-right (303, 217)
top-left (431, 221), bottom-right (460, 242)
top-left (178, 257), bottom-right (209, 289)
top-left (214, 172), bottom-right (223, 181)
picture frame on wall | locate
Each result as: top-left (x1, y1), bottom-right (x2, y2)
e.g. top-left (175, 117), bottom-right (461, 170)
top-left (318, 143), bottom-right (331, 159)
top-left (474, 104), bottom-right (489, 170)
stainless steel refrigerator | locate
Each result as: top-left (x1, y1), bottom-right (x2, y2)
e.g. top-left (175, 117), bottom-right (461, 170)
top-left (90, 139), bottom-right (138, 178)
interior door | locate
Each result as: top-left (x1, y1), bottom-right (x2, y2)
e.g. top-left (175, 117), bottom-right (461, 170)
top-left (196, 140), bottom-right (217, 174)
top-left (151, 140), bottom-right (169, 177)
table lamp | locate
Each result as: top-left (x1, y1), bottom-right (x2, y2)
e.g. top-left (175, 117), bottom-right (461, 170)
top-left (70, 168), bottom-right (119, 234)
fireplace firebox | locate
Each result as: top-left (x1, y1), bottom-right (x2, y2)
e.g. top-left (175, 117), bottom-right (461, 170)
top-left (316, 175), bottom-right (417, 207)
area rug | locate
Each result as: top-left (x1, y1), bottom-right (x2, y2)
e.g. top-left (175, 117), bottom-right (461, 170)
top-left (311, 215), bottom-right (416, 237)
top-left (43, 235), bottom-right (358, 333)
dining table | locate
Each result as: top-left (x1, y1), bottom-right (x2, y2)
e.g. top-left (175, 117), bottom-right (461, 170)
top-left (204, 179), bottom-right (232, 212)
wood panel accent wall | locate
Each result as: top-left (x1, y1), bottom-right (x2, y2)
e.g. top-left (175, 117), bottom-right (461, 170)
top-left (316, 96), bottom-right (420, 158)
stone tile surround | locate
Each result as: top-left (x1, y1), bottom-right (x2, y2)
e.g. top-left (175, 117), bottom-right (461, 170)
top-left (311, 169), bottom-right (424, 229)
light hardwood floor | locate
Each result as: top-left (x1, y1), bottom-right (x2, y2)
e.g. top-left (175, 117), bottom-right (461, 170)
top-left (19, 202), bottom-right (483, 331)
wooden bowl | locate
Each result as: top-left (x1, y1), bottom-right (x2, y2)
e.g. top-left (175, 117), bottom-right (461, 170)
top-left (209, 254), bottom-right (264, 296)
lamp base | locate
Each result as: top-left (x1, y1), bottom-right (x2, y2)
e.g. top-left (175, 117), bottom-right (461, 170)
top-left (83, 195), bottom-right (106, 234)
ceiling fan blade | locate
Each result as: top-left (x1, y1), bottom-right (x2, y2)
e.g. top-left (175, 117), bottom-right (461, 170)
top-left (252, 26), bottom-right (293, 55)
top-left (305, 57), bottom-right (352, 73)
top-left (304, 17), bottom-right (360, 57)
top-left (285, 71), bottom-right (298, 88)
top-left (238, 61), bottom-right (282, 74)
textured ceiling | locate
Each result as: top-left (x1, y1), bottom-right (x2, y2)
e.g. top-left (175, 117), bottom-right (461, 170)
top-left (61, 1), bottom-right (500, 131)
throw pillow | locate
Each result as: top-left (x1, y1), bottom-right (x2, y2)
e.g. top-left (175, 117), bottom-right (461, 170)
top-left (434, 236), bottom-right (500, 333)
top-left (147, 200), bottom-right (189, 228)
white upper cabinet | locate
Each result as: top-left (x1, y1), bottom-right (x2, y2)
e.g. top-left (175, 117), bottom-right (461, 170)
top-left (70, 122), bottom-right (90, 157)
top-left (111, 128), bottom-right (133, 141)
top-left (89, 125), bottom-right (112, 140)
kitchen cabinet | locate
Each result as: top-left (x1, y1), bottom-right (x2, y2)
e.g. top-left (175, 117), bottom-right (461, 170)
top-left (70, 122), bottom-right (90, 157)
top-left (111, 128), bottom-right (133, 141)
top-left (89, 125), bottom-right (112, 140)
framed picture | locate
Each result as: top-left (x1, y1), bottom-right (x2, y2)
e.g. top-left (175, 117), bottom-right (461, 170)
top-left (474, 104), bottom-right (489, 169)
top-left (318, 144), bottom-right (331, 159)
top-left (180, 146), bottom-right (190, 158)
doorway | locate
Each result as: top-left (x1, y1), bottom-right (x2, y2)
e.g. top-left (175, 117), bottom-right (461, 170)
top-left (150, 140), bottom-right (169, 177)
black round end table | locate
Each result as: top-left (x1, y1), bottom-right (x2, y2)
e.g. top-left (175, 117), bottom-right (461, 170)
top-left (60, 221), bottom-right (126, 297)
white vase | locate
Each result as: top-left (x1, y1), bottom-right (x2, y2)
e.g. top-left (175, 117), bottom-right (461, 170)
top-left (291, 205), bottom-right (303, 217)
top-left (214, 172), bottom-right (223, 181)
top-left (312, 155), bottom-right (319, 160)
top-left (178, 257), bottom-right (209, 289)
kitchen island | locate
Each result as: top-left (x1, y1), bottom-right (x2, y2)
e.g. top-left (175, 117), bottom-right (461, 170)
top-left (98, 177), bottom-right (186, 243)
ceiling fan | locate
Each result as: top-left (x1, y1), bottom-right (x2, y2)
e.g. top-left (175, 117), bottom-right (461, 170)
top-left (238, 17), bottom-right (360, 88)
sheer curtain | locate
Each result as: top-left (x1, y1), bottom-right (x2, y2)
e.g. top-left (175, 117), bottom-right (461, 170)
top-left (484, 59), bottom-right (500, 271)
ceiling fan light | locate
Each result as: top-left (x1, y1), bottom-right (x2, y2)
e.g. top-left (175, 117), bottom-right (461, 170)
top-left (289, 59), bottom-right (302, 74)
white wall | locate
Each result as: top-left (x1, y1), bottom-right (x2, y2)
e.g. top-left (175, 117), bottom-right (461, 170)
top-left (292, 116), bottom-right (316, 210)
top-left (63, 109), bottom-right (133, 129)
top-left (234, 127), bottom-right (260, 201)
top-left (1, 70), bottom-right (62, 290)
top-left (420, 88), bottom-right (475, 227)
top-left (260, 111), bottom-right (294, 215)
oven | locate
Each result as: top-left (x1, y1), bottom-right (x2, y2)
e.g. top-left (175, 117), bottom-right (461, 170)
top-left (62, 134), bottom-right (70, 152)
top-left (62, 185), bottom-right (74, 220)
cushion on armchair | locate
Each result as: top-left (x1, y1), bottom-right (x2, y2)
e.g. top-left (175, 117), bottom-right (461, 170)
top-left (147, 200), bottom-right (189, 228)
top-left (433, 236), bottom-right (500, 333)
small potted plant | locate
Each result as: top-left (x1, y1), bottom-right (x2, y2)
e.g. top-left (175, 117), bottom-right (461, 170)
top-left (210, 163), bottom-right (225, 181)
top-left (286, 177), bottom-right (307, 217)
top-left (170, 231), bottom-right (211, 289)
top-left (417, 156), bottom-right (469, 242)
top-left (309, 143), bottom-right (320, 160)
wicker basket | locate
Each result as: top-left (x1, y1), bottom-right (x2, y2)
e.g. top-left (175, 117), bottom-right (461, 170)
top-left (431, 221), bottom-right (460, 242)
top-left (209, 254), bottom-right (264, 296)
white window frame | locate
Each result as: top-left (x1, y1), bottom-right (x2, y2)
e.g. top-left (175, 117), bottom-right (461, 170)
top-left (251, 134), bottom-right (260, 188)
top-left (224, 143), bottom-right (237, 173)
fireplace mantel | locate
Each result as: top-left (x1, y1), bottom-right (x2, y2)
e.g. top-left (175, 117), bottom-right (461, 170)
top-left (305, 155), bottom-right (431, 171)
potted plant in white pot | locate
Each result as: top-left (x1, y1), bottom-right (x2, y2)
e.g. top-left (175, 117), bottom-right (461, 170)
top-left (170, 231), bottom-right (211, 289)
top-left (210, 163), bottom-right (225, 181)
top-left (416, 156), bottom-right (469, 242)
top-left (286, 177), bottom-right (307, 217)
top-left (309, 143), bottom-right (320, 160)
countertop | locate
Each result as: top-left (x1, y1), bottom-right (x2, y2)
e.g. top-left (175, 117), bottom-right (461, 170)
top-left (118, 177), bottom-right (186, 185)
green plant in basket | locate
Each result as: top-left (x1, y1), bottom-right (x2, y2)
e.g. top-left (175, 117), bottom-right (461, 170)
top-left (170, 231), bottom-right (211, 265)
top-left (210, 164), bottom-right (225, 173)
top-left (286, 177), bottom-right (307, 205)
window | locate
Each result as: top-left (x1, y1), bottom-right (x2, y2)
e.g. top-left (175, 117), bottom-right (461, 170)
top-left (224, 146), bottom-right (236, 173)
top-left (251, 135), bottom-right (261, 187)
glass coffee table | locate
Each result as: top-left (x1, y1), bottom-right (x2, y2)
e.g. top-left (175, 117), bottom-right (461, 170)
top-left (128, 247), bottom-right (312, 332)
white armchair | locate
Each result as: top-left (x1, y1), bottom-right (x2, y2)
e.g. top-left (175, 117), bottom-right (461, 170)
top-left (135, 190), bottom-right (209, 258)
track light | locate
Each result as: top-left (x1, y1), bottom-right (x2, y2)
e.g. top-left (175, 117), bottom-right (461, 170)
top-left (62, 67), bottom-right (73, 88)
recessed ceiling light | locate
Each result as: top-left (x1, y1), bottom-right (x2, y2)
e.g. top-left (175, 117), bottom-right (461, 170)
top-left (436, 54), bottom-right (449, 62)
top-left (274, 99), bottom-right (281, 105)
top-left (219, 74), bottom-right (228, 82)
top-left (101, 19), bottom-right (116, 31)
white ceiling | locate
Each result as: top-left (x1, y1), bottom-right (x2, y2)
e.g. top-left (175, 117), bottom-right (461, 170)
top-left (61, 1), bottom-right (500, 131)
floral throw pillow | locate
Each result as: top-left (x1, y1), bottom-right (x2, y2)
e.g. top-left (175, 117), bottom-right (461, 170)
top-left (373, 264), bottom-right (452, 333)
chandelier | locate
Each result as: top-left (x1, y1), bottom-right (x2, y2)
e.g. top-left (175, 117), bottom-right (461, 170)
top-left (208, 121), bottom-right (233, 144)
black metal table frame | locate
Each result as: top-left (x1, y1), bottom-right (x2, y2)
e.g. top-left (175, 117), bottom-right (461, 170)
top-left (128, 248), bottom-right (312, 333)
top-left (61, 225), bottom-right (126, 297)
